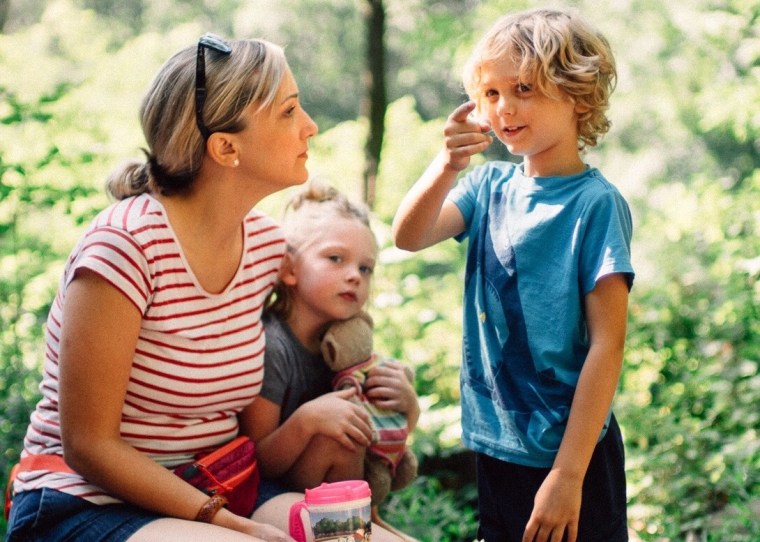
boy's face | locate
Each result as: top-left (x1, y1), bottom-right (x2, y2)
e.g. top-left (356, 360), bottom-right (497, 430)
top-left (477, 57), bottom-right (586, 177)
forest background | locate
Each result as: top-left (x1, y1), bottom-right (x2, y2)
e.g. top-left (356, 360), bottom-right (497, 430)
top-left (0, 0), bottom-right (758, 540)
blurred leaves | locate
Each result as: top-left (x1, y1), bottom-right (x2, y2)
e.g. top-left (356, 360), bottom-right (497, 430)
top-left (1, 0), bottom-right (759, 540)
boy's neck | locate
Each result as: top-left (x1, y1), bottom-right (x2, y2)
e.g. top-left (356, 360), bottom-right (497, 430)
top-left (523, 156), bottom-right (586, 178)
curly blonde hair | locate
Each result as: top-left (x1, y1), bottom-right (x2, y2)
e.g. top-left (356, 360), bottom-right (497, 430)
top-left (463, 8), bottom-right (617, 150)
top-left (265, 182), bottom-right (375, 320)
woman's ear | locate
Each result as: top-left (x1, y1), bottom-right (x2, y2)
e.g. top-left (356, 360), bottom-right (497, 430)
top-left (206, 132), bottom-right (240, 168)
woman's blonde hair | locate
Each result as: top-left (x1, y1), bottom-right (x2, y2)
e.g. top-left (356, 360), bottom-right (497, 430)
top-left (107, 37), bottom-right (288, 199)
top-left (266, 182), bottom-right (375, 320)
top-left (463, 8), bottom-right (617, 150)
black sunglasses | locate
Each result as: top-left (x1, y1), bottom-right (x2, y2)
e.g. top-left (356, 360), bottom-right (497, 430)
top-left (195, 33), bottom-right (233, 140)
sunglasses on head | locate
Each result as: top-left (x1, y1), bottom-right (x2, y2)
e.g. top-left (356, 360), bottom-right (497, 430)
top-left (195, 33), bottom-right (232, 140)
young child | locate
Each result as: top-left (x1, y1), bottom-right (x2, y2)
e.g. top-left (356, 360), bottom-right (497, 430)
top-left (243, 182), bottom-right (420, 542)
top-left (392, 8), bottom-right (633, 542)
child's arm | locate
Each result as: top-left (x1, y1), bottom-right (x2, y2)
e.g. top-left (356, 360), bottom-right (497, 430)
top-left (239, 389), bottom-right (373, 479)
top-left (523, 273), bottom-right (629, 542)
top-left (392, 101), bottom-right (491, 251)
top-left (365, 360), bottom-right (420, 431)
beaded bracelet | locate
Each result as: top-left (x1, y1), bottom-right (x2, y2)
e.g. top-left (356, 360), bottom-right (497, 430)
top-left (195, 494), bottom-right (228, 523)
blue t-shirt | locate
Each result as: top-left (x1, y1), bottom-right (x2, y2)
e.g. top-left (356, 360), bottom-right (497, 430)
top-left (449, 161), bottom-right (634, 468)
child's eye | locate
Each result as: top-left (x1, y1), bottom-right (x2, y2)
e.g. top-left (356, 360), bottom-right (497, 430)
top-left (328, 254), bottom-right (342, 263)
top-left (484, 88), bottom-right (498, 98)
top-left (359, 265), bottom-right (374, 276)
top-left (516, 83), bottom-right (533, 94)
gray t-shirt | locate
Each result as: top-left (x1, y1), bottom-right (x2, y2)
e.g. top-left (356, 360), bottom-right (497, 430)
top-left (260, 314), bottom-right (334, 423)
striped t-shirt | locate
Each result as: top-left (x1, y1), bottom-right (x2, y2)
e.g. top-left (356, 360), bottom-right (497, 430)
top-left (16, 193), bottom-right (285, 503)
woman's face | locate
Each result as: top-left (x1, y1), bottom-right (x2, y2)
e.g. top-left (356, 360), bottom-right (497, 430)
top-left (236, 69), bottom-right (318, 190)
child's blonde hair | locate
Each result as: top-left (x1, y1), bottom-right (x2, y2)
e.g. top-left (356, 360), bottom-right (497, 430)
top-left (266, 182), bottom-right (375, 319)
top-left (463, 8), bottom-right (617, 150)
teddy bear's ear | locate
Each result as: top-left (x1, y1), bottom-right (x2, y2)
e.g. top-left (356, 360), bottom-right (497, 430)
top-left (322, 336), bottom-right (339, 365)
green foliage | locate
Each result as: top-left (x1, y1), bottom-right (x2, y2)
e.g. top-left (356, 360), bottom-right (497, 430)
top-left (1, 0), bottom-right (759, 540)
top-left (382, 476), bottom-right (479, 542)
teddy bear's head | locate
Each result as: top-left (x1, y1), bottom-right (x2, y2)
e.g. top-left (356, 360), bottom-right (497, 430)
top-left (321, 311), bottom-right (374, 371)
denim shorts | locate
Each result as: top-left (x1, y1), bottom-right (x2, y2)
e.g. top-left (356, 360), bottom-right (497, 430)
top-left (6, 488), bottom-right (161, 542)
top-left (476, 415), bottom-right (629, 542)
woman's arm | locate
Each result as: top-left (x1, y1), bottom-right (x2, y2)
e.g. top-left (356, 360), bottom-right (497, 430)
top-left (523, 273), bottom-right (629, 542)
top-left (58, 270), bottom-right (275, 536)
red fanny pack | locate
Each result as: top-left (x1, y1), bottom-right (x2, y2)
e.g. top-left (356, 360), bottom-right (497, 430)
top-left (5, 436), bottom-right (259, 520)
top-left (174, 436), bottom-right (259, 517)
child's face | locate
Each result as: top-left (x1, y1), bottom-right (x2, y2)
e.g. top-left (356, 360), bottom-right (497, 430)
top-left (286, 217), bottom-right (377, 325)
top-left (477, 57), bottom-right (584, 176)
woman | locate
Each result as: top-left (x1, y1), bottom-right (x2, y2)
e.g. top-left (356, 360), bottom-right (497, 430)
top-left (6, 33), bottom-right (317, 541)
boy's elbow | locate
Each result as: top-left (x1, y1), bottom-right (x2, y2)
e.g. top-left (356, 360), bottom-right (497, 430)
top-left (391, 221), bottom-right (425, 252)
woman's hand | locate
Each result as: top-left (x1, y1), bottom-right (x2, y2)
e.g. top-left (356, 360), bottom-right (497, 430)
top-left (214, 509), bottom-right (295, 541)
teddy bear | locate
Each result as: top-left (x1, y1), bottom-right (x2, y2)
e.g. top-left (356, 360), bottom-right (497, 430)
top-left (321, 311), bottom-right (418, 506)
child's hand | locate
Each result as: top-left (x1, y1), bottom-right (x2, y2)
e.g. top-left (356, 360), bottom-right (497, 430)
top-left (365, 360), bottom-right (420, 428)
top-left (522, 468), bottom-right (582, 542)
top-left (442, 101), bottom-right (493, 172)
top-left (309, 388), bottom-right (373, 450)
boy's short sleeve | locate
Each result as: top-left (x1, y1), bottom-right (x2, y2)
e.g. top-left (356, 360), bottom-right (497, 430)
top-left (579, 189), bottom-right (635, 294)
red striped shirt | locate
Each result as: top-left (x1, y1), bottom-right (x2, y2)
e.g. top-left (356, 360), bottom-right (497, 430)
top-left (17, 194), bottom-right (285, 503)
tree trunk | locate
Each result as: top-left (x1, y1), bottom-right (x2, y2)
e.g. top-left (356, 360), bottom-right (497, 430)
top-left (0, 0), bottom-right (9, 33)
top-left (361, 0), bottom-right (387, 209)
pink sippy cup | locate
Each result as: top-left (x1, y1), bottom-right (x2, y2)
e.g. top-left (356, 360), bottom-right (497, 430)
top-left (288, 480), bottom-right (372, 542)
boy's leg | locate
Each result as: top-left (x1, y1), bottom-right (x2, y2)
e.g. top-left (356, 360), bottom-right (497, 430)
top-left (577, 414), bottom-right (628, 541)
top-left (475, 453), bottom-right (543, 542)
top-left (475, 415), bottom-right (628, 542)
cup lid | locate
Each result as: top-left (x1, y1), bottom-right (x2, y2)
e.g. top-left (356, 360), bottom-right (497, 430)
top-left (304, 480), bottom-right (371, 504)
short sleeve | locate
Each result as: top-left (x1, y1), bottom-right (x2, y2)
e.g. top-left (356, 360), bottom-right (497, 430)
top-left (579, 189), bottom-right (635, 294)
top-left (66, 226), bottom-right (151, 314)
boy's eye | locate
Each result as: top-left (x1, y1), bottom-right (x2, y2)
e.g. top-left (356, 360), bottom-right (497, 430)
top-left (517, 83), bottom-right (533, 94)
top-left (360, 265), bottom-right (374, 275)
top-left (328, 255), bottom-right (342, 263)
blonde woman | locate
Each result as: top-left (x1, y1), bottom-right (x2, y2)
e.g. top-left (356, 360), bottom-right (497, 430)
top-left (7, 33), bottom-right (317, 542)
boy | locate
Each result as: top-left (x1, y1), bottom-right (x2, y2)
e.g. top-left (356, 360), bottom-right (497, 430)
top-left (392, 8), bottom-right (633, 542)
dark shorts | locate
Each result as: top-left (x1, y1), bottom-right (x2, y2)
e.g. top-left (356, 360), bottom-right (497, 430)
top-left (5, 488), bottom-right (161, 542)
top-left (254, 477), bottom-right (292, 509)
top-left (476, 415), bottom-right (628, 542)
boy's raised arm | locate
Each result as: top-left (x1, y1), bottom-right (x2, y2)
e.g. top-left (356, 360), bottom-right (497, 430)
top-left (392, 101), bottom-right (491, 251)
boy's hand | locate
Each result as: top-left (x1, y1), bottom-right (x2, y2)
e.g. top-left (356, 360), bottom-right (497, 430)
top-left (443, 101), bottom-right (493, 172)
top-left (522, 468), bottom-right (582, 542)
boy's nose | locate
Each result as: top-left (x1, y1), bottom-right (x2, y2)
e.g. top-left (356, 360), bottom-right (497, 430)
top-left (498, 96), bottom-right (516, 116)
